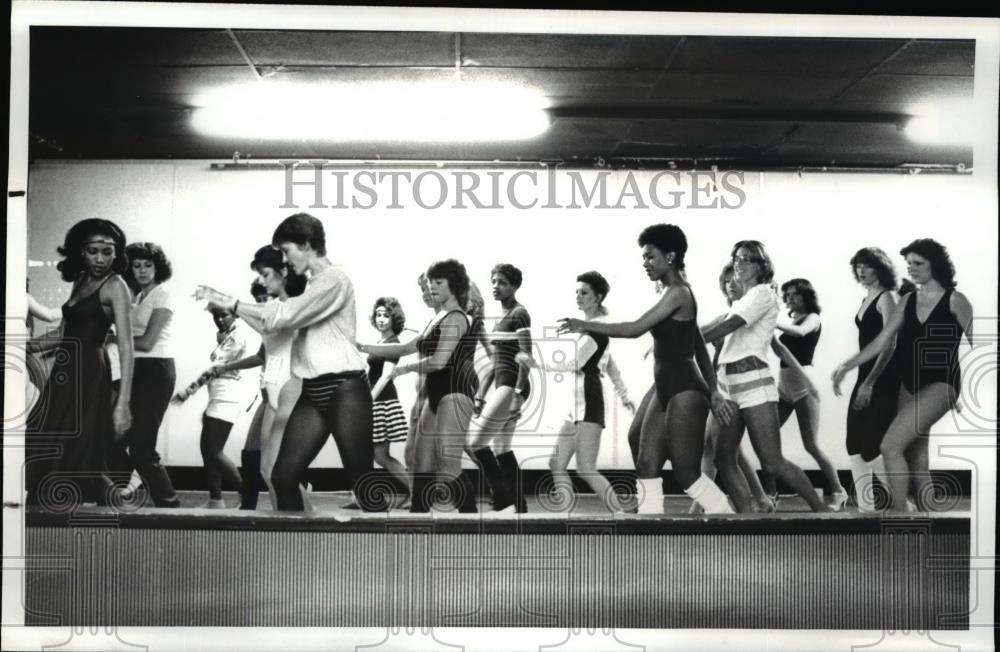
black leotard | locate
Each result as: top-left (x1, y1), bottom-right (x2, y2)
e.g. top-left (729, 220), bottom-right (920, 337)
top-left (778, 317), bottom-right (821, 368)
top-left (649, 287), bottom-right (709, 407)
top-left (897, 289), bottom-right (963, 396)
top-left (846, 291), bottom-right (900, 460)
top-left (419, 310), bottom-right (478, 413)
top-left (491, 304), bottom-right (531, 398)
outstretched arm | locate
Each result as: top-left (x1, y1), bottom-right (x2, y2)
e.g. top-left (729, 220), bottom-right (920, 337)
top-left (775, 313), bottom-right (821, 337)
top-left (559, 287), bottom-right (685, 339)
top-left (833, 294), bottom-right (908, 393)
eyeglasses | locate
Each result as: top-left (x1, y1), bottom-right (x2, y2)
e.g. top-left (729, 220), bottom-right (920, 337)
top-left (732, 255), bottom-right (760, 265)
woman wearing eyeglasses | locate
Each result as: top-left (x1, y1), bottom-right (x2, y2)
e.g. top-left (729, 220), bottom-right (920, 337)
top-left (702, 241), bottom-right (829, 513)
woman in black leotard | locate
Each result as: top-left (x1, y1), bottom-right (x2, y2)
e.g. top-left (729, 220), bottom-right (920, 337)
top-left (27, 218), bottom-right (135, 508)
top-left (466, 264), bottom-right (532, 513)
top-left (767, 278), bottom-right (846, 502)
top-left (833, 239), bottom-right (973, 512)
top-left (360, 259), bottom-right (478, 513)
top-left (834, 247), bottom-right (899, 512)
top-left (560, 224), bottom-right (735, 514)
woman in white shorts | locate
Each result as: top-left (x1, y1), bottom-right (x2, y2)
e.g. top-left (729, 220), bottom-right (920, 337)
top-left (701, 241), bottom-right (829, 513)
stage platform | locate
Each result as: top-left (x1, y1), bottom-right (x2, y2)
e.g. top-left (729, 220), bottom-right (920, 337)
top-left (23, 492), bottom-right (971, 629)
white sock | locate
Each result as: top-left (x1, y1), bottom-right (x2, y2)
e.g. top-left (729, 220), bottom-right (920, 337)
top-left (684, 474), bottom-right (735, 514)
top-left (637, 478), bottom-right (664, 514)
top-left (850, 455), bottom-right (877, 512)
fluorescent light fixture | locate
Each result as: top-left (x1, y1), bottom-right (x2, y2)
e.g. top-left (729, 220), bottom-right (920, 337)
top-left (904, 102), bottom-right (976, 146)
top-left (191, 81), bottom-right (550, 142)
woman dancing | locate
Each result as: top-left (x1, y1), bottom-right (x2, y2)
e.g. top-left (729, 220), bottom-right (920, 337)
top-left (766, 278), bottom-right (846, 502)
top-left (466, 264), bottom-right (532, 513)
top-left (26, 218), bottom-right (134, 507)
top-left (359, 260), bottom-right (479, 512)
top-left (362, 297), bottom-right (411, 500)
top-left (107, 242), bottom-right (181, 507)
top-left (237, 246), bottom-right (312, 511)
top-left (833, 239), bottom-right (973, 511)
top-left (702, 241), bottom-right (829, 513)
top-left (172, 307), bottom-right (248, 508)
top-left (698, 262), bottom-right (775, 513)
top-left (197, 213), bottom-right (377, 511)
top-left (560, 224), bottom-right (734, 514)
top-left (520, 271), bottom-right (633, 512)
top-left (832, 247), bottom-right (900, 512)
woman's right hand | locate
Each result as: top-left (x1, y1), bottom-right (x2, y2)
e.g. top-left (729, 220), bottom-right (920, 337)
top-left (112, 403), bottom-right (132, 438)
top-left (709, 390), bottom-right (735, 425)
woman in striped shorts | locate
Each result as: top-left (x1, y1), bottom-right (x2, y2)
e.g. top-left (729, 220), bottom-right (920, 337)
top-left (702, 241), bottom-right (829, 513)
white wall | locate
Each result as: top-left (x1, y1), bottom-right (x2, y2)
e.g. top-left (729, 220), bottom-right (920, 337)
top-left (26, 161), bottom-right (997, 471)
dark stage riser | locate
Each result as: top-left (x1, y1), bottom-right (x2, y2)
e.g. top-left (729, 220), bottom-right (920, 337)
top-left (25, 514), bottom-right (969, 629)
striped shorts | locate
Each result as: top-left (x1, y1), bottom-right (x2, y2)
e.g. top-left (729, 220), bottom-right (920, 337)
top-left (718, 357), bottom-right (778, 409)
top-left (372, 399), bottom-right (408, 444)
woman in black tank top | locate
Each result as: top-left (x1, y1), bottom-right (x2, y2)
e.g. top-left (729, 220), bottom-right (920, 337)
top-left (768, 278), bottom-right (846, 502)
top-left (27, 219), bottom-right (135, 508)
top-left (560, 224), bottom-right (735, 515)
top-left (360, 259), bottom-right (478, 513)
top-left (833, 239), bottom-right (973, 512)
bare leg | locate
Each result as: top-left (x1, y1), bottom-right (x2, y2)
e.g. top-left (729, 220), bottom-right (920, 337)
top-left (880, 384), bottom-right (954, 512)
top-left (628, 385), bottom-right (656, 467)
top-left (712, 404), bottom-right (753, 512)
top-left (549, 420), bottom-right (578, 509)
top-left (743, 402), bottom-right (828, 512)
top-left (794, 394), bottom-right (845, 495)
top-left (574, 421), bottom-right (621, 512)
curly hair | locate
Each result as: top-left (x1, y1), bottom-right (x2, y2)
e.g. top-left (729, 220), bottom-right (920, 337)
top-left (124, 242), bottom-right (173, 289)
top-left (427, 259), bottom-right (470, 309)
top-left (900, 238), bottom-right (957, 289)
top-left (370, 297), bottom-right (406, 335)
top-left (730, 240), bottom-right (775, 284)
top-left (250, 280), bottom-right (269, 303)
top-left (272, 212), bottom-right (327, 256)
top-left (56, 218), bottom-right (129, 282)
top-left (849, 247), bottom-right (898, 290)
top-left (780, 278), bottom-right (821, 315)
top-left (576, 270), bottom-right (610, 316)
top-left (491, 263), bottom-right (523, 289)
top-left (638, 224), bottom-right (688, 270)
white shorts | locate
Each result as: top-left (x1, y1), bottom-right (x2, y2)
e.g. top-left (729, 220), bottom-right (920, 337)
top-left (718, 364), bottom-right (779, 410)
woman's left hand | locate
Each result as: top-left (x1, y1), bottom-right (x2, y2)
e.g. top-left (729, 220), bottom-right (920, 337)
top-left (831, 365), bottom-right (848, 397)
top-left (112, 403), bottom-right (132, 438)
top-left (623, 398), bottom-right (637, 413)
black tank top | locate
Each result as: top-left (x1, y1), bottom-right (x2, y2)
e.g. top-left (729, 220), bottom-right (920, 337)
top-left (649, 285), bottom-right (698, 362)
top-left (854, 290), bottom-right (898, 392)
top-left (779, 315), bottom-right (820, 368)
top-left (897, 289), bottom-right (963, 393)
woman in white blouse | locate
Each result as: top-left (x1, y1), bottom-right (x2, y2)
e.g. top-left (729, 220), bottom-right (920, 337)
top-left (109, 242), bottom-right (181, 508)
top-left (197, 213), bottom-right (377, 512)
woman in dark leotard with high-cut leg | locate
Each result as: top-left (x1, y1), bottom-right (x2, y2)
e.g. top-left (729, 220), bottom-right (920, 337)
top-left (835, 247), bottom-right (900, 512)
top-left (466, 264), bottom-right (532, 513)
top-left (560, 224), bottom-right (735, 514)
top-left (360, 259), bottom-right (479, 513)
top-left (834, 239), bottom-right (973, 512)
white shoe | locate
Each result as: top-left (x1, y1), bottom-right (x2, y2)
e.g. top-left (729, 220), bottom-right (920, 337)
top-left (200, 498), bottom-right (227, 509)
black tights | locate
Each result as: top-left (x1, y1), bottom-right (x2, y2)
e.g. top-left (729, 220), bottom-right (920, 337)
top-left (271, 374), bottom-right (373, 511)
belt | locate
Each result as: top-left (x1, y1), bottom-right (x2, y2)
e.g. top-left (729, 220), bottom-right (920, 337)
top-left (723, 356), bottom-right (769, 375)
